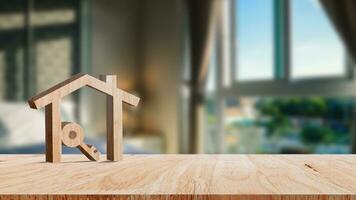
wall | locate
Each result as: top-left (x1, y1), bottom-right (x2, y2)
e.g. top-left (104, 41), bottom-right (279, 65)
top-left (87, 0), bottom-right (187, 153)
top-left (85, 0), bottom-right (142, 136)
top-left (140, 0), bottom-right (187, 153)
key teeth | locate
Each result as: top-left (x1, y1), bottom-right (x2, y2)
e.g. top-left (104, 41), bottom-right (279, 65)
top-left (89, 145), bottom-right (100, 161)
top-left (79, 144), bottom-right (101, 161)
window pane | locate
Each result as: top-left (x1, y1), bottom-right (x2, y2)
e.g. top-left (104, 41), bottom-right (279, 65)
top-left (0, 0), bottom-right (26, 100)
top-left (236, 0), bottom-right (274, 81)
top-left (223, 97), bottom-right (352, 154)
top-left (291, 0), bottom-right (345, 79)
top-left (204, 95), bottom-right (220, 153)
top-left (34, 0), bottom-right (79, 93)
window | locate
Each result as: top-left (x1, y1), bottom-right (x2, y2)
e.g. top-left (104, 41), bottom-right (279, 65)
top-left (291, 0), bottom-right (346, 80)
top-left (235, 0), bottom-right (274, 81)
top-left (204, 0), bottom-right (355, 154)
top-left (231, 0), bottom-right (348, 83)
top-left (0, 0), bottom-right (80, 101)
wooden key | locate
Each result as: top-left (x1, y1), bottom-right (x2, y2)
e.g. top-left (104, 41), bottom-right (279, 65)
top-left (61, 122), bottom-right (100, 161)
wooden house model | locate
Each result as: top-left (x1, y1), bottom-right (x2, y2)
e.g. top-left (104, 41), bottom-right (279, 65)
top-left (28, 73), bottom-right (140, 163)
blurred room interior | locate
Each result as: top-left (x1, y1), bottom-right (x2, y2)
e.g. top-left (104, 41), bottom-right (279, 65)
top-left (0, 0), bottom-right (355, 154)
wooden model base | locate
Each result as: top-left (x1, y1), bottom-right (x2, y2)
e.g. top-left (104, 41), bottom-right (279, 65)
top-left (0, 154), bottom-right (355, 200)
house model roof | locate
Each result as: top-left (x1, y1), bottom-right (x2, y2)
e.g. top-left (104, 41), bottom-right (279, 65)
top-left (28, 73), bottom-right (140, 109)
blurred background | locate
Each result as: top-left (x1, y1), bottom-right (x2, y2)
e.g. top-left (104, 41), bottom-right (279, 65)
top-left (0, 0), bottom-right (355, 154)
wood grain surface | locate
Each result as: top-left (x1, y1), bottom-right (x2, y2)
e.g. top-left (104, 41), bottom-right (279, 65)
top-left (0, 154), bottom-right (355, 200)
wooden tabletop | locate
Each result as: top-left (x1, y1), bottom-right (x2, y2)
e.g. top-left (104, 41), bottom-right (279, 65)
top-left (0, 154), bottom-right (355, 200)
